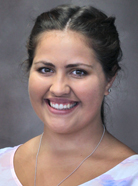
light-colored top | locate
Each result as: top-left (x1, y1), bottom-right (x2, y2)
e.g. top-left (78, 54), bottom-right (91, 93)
top-left (0, 146), bottom-right (138, 186)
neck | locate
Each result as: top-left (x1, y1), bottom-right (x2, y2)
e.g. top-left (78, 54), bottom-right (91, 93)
top-left (34, 123), bottom-right (105, 186)
top-left (40, 123), bottom-right (105, 157)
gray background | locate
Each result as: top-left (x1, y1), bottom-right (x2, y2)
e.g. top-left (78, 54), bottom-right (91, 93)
top-left (0, 0), bottom-right (138, 152)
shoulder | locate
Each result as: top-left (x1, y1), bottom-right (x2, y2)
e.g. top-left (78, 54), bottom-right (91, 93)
top-left (15, 135), bottom-right (41, 158)
top-left (104, 131), bottom-right (136, 158)
top-left (97, 135), bottom-right (138, 185)
top-left (13, 136), bottom-right (41, 186)
top-left (0, 145), bottom-right (20, 161)
top-left (0, 146), bottom-right (13, 155)
top-left (84, 155), bottom-right (138, 186)
top-left (0, 145), bottom-right (22, 186)
top-left (119, 154), bottom-right (138, 172)
top-left (114, 154), bottom-right (138, 172)
top-left (104, 155), bottom-right (138, 183)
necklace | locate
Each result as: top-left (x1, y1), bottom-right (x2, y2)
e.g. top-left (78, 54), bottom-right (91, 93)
top-left (34, 126), bottom-right (105, 186)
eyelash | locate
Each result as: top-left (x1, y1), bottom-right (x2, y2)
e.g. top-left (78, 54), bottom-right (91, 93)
top-left (37, 67), bottom-right (88, 77)
top-left (71, 69), bottom-right (88, 77)
top-left (37, 67), bottom-right (54, 74)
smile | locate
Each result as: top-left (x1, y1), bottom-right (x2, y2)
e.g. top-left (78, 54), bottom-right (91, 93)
top-left (46, 99), bottom-right (78, 111)
top-left (50, 102), bottom-right (77, 110)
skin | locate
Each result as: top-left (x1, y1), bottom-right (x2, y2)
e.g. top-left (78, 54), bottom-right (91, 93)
top-left (29, 30), bottom-right (110, 135)
top-left (14, 30), bottom-right (136, 186)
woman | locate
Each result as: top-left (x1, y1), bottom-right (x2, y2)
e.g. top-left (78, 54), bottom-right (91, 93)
top-left (0, 4), bottom-right (138, 186)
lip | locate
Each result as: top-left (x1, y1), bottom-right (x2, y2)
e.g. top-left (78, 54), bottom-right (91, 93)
top-left (46, 98), bottom-right (77, 103)
top-left (44, 98), bottom-right (79, 115)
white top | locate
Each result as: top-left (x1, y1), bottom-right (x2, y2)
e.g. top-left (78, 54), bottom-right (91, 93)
top-left (0, 145), bottom-right (138, 186)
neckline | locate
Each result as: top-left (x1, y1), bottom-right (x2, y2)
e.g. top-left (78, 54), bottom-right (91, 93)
top-left (11, 145), bottom-right (138, 186)
top-left (11, 145), bottom-right (22, 186)
top-left (78, 153), bottom-right (138, 185)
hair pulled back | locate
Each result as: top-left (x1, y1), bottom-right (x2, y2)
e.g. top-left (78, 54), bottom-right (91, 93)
top-left (25, 4), bottom-right (122, 125)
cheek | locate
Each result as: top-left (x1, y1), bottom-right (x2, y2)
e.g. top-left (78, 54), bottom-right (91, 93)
top-left (73, 78), bottom-right (106, 108)
top-left (28, 74), bottom-right (48, 101)
top-left (28, 76), bottom-right (38, 100)
top-left (75, 79), bottom-right (104, 97)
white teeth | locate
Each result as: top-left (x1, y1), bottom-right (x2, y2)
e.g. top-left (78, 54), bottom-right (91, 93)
top-left (50, 102), bottom-right (76, 110)
top-left (63, 105), bottom-right (66, 109)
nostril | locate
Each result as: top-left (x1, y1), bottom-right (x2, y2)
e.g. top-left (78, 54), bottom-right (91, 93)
top-left (49, 83), bottom-right (71, 96)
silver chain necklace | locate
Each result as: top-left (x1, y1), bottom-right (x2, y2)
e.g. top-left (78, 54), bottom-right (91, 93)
top-left (34, 126), bottom-right (105, 186)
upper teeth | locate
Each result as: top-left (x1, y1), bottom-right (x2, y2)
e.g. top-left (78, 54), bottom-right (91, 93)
top-left (50, 102), bottom-right (76, 110)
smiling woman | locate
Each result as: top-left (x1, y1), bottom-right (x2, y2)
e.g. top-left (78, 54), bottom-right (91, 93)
top-left (0, 4), bottom-right (138, 186)
top-left (29, 30), bottom-right (108, 134)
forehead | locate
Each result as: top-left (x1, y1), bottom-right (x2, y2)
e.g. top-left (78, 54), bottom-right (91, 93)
top-left (37, 30), bottom-right (88, 46)
top-left (34, 30), bottom-right (98, 66)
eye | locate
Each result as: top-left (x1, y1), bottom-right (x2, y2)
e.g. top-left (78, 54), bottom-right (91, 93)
top-left (71, 69), bottom-right (88, 77)
top-left (38, 67), bottom-right (53, 74)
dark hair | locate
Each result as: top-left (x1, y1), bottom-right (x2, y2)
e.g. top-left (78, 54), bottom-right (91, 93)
top-left (25, 4), bottom-right (122, 125)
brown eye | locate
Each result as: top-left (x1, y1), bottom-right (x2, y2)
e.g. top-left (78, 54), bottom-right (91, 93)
top-left (38, 67), bottom-right (53, 74)
top-left (72, 69), bottom-right (88, 76)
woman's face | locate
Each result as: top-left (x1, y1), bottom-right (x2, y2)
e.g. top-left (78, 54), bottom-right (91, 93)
top-left (29, 30), bottom-right (111, 134)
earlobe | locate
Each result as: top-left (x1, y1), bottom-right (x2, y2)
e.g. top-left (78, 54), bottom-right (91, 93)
top-left (108, 88), bottom-right (111, 93)
top-left (104, 84), bottom-right (111, 96)
top-left (104, 74), bottom-right (117, 95)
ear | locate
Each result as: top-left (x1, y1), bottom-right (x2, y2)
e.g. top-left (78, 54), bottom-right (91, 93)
top-left (104, 74), bottom-right (117, 96)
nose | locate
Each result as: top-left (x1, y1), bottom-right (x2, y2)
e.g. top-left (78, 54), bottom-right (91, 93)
top-left (49, 75), bottom-right (71, 97)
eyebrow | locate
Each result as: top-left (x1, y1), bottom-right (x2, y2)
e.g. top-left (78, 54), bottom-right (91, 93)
top-left (34, 61), bottom-right (93, 68)
top-left (66, 63), bottom-right (93, 68)
top-left (34, 61), bottom-right (55, 67)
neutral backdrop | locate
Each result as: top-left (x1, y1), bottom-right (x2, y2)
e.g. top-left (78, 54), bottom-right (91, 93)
top-left (0, 0), bottom-right (138, 152)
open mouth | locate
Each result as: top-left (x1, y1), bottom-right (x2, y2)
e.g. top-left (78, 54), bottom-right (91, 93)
top-left (47, 99), bottom-right (78, 110)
